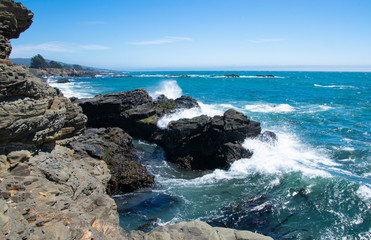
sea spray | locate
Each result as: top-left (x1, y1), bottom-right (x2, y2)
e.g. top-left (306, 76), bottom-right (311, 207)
top-left (150, 80), bottom-right (182, 99)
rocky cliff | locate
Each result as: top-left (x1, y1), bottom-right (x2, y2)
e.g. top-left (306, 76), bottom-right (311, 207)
top-left (0, 1), bottom-right (87, 151)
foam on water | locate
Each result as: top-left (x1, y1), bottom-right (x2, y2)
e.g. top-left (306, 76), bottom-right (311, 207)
top-left (157, 102), bottom-right (224, 129)
top-left (150, 80), bottom-right (182, 100)
top-left (48, 78), bottom-right (95, 99)
top-left (244, 103), bottom-right (296, 113)
top-left (314, 84), bottom-right (358, 89)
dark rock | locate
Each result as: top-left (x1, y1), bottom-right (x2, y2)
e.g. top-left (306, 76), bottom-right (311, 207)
top-left (157, 109), bottom-right (261, 170)
top-left (266, 75), bottom-right (274, 78)
top-left (67, 128), bottom-right (155, 194)
top-left (56, 78), bottom-right (70, 83)
top-left (225, 74), bottom-right (240, 78)
top-left (258, 131), bottom-right (277, 144)
top-left (77, 89), bottom-right (199, 140)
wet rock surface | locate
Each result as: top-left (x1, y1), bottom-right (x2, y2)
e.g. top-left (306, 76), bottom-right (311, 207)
top-left (156, 109), bottom-right (261, 170)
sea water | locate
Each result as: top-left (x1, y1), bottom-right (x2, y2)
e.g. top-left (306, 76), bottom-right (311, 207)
top-left (49, 71), bottom-right (371, 239)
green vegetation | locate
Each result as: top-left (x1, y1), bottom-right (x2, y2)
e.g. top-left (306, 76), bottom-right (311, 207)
top-left (140, 115), bottom-right (156, 124)
top-left (73, 64), bottom-right (83, 71)
top-left (156, 101), bottom-right (175, 110)
top-left (30, 54), bottom-right (48, 69)
top-left (49, 60), bottom-right (63, 68)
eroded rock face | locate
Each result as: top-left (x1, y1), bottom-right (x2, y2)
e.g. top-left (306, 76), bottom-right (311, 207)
top-left (0, 0), bottom-right (33, 63)
top-left (0, 146), bottom-right (126, 239)
top-left (0, 0), bottom-right (86, 151)
top-left (65, 128), bottom-right (155, 194)
top-left (0, 64), bottom-right (87, 150)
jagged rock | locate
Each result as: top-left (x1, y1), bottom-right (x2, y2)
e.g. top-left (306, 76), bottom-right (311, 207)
top-left (66, 128), bottom-right (155, 194)
top-left (0, 0), bottom-right (33, 64)
top-left (78, 89), bottom-right (262, 170)
top-left (0, 145), bottom-right (126, 240)
top-left (77, 89), bottom-right (199, 140)
top-left (0, 61), bottom-right (87, 150)
top-left (127, 220), bottom-right (273, 240)
top-left (157, 109), bottom-right (261, 170)
top-left (0, 0), bottom-right (86, 150)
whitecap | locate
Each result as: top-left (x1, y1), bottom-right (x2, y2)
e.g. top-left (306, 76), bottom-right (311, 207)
top-left (244, 103), bottom-right (296, 113)
top-left (357, 185), bottom-right (371, 202)
top-left (314, 84), bottom-right (357, 89)
top-left (156, 102), bottom-right (224, 129)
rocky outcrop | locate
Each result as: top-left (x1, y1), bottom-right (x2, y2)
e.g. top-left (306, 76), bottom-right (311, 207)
top-left (0, 145), bottom-right (126, 239)
top-left (0, 63), bottom-right (87, 150)
top-left (0, 0), bottom-right (86, 151)
top-left (65, 128), bottom-right (155, 194)
top-left (76, 89), bottom-right (199, 140)
top-left (78, 90), bottom-right (261, 170)
top-left (0, 0), bottom-right (33, 64)
top-left (156, 109), bottom-right (261, 170)
top-left (127, 220), bottom-right (273, 240)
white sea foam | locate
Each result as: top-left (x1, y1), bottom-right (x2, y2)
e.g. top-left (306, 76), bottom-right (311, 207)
top-left (314, 84), bottom-right (357, 89)
top-left (158, 131), bottom-right (341, 188)
top-left (244, 103), bottom-right (296, 113)
top-left (357, 185), bottom-right (371, 203)
top-left (150, 80), bottom-right (182, 100)
top-left (157, 102), bottom-right (224, 129)
top-left (48, 79), bottom-right (95, 99)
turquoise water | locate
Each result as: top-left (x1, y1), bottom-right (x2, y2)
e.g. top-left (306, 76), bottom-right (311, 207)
top-left (49, 71), bottom-right (371, 239)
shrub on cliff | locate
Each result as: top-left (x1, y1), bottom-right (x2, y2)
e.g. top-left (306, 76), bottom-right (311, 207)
top-left (49, 60), bottom-right (63, 68)
top-left (30, 54), bottom-right (48, 69)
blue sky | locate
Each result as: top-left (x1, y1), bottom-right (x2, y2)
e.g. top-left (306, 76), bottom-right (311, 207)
top-left (10, 0), bottom-right (371, 71)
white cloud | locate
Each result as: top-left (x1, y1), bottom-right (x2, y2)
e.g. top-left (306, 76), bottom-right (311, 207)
top-left (129, 36), bottom-right (192, 45)
top-left (12, 42), bottom-right (75, 55)
top-left (249, 38), bottom-right (285, 43)
top-left (11, 42), bottom-right (111, 56)
top-left (82, 44), bottom-right (111, 50)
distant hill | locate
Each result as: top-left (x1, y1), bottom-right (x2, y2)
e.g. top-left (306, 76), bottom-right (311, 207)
top-left (10, 57), bottom-right (100, 70)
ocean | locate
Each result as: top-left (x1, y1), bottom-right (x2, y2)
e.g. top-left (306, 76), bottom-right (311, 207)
top-left (49, 71), bottom-right (370, 239)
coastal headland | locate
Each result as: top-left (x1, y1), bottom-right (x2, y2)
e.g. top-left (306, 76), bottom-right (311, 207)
top-left (0, 1), bottom-right (273, 239)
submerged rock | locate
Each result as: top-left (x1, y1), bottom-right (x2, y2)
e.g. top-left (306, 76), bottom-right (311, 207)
top-left (56, 78), bottom-right (70, 83)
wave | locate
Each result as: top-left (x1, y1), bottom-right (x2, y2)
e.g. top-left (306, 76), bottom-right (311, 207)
top-left (149, 80), bottom-right (183, 100)
top-left (314, 84), bottom-right (358, 89)
top-left (157, 102), bottom-right (224, 129)
top-left (127, 74), bottom-right (287, 79)
top-left (48, 79), bottom-right (95, 99)
top-left (244, 103), bottom-right (296, 113)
